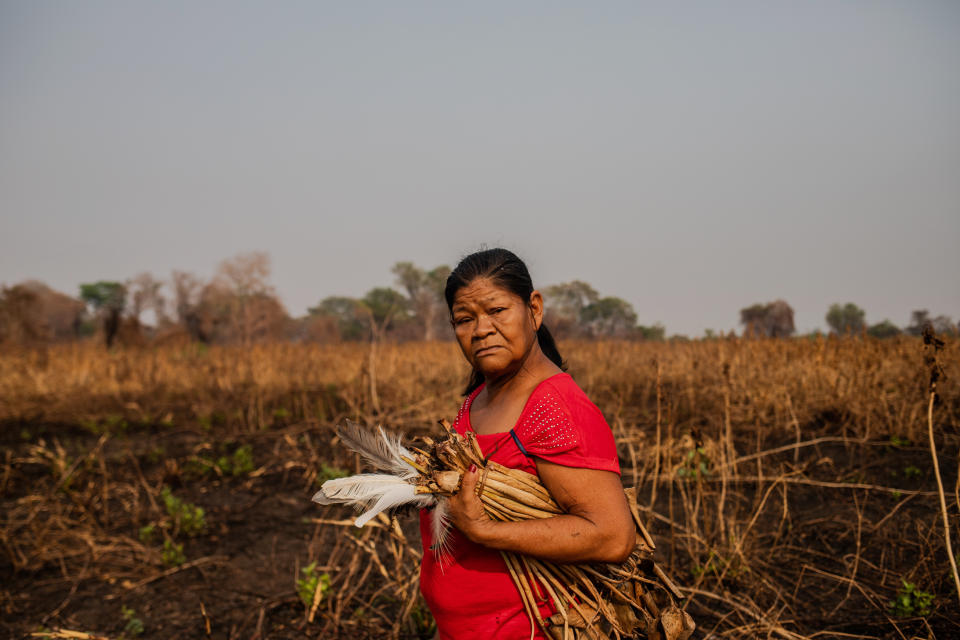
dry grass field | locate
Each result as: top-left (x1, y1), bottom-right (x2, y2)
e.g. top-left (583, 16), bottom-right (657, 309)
top-left (2, 336), bottom-right (958, 639)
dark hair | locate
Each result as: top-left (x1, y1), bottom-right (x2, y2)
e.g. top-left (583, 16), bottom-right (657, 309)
top-left (445, 248), bottom-right (565, 395)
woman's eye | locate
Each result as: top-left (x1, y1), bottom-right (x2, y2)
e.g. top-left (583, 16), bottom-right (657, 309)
top-left (491, 307), bottom-right (506, 314)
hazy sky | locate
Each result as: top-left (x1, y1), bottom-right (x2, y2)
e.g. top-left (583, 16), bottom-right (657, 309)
top-left (2, 1), bottom-right (958, 336)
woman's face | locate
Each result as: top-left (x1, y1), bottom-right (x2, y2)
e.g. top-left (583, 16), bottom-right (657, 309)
top-left (450, 277), bottom-right (543, 379)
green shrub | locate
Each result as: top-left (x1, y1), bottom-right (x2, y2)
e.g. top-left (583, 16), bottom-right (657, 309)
top-left (317, 463), bottom-right (349, 484)
top-left (160, 486), bottom-right (206, 536)
top-left (121, 605), bottom-right (144, 637)
top-left (407, 600), bottom-right (437, 639)
top-left (888, 435), bottom-right (912, 448)
top-left (889, 579), bottom-right (934, 617)
top-left (216, 444), bottom-right (255, 476)
top-left (138, 524), bottom-right (156, 545)
top-left (161, 539), bottom-right (185, 567)
top-left (677, 446), bottom-right (711, 479)
top-left (297, 562), bottom-right (330, 609)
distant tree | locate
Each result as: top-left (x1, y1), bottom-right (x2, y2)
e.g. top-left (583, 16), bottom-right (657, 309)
top-left (215, 251), bottom-right (272, 298)
top-left (581, 296), bottom-right (637, 338)
top-left (80, 281), bottom-right (127, 347)
top-left (360, 287), bottom-right (410, 339)
top-left (636, 324), bottom-right (666, 341)
top-left (308, 288), bottom-right (409, 343)
top-left (826, 303), bottom-right (866, 335)
top-left (391, 262), bottom-right (450, 340)
top-left (309, 296), bottom-right (366, 341)
top-left (207, 252), bottom-right (288, 344)
top-left (171, 270), bottom-right (205, 341)
top-left (906, 310), bottom-right (931, 336)
top-left (0, 281), bottom-right (86, 344)
top-left (905, 310), bottom-right (956, 337)
top-left (165, 253), bottom-right (290, 345)
top-left (930, 315), bottom-right (957, 336)
top-left (739, 304), bottom-right (767, 337)
top-left (0, 285), bottom-right (43, 343)
top-left (359, 287), bottom-right (409, 414)
top-left (127, 272), bottom-right (167, 326)
top-left (867, 320), bottom-right (901, 339)
top-left (739, 300), bottom-right (795, 338)
top-left (766, 300), bottom-right (796, 337)
top-left (296, 314), bottom-right (341, 344)
top-left (543, 281), bottom-right (599, 337)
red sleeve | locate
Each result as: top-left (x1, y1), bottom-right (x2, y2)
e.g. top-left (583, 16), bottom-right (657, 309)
top-left (512, 376), bottom-right (621, 475)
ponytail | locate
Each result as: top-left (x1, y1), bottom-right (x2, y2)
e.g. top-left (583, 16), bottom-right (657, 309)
top-left (536, 323), bottom-right (565, 371)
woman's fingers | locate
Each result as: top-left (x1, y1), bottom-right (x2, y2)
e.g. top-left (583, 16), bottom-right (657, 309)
top-left (448, 463), bottom-right (493, 542)
top-left (459, 463), bottom-right (479, 497)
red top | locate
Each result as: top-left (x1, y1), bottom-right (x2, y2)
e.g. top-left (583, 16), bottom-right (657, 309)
top-left (419, 372), bottom-right (620, 640)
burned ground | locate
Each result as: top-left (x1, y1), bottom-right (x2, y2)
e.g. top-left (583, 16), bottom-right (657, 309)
top-left (2, 338), bottom-right (958, 639)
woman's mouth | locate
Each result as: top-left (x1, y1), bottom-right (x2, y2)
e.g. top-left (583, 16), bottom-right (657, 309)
top-left (474, 346), bottom-right (501, 357)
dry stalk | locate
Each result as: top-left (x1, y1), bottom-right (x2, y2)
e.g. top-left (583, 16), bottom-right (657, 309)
top-left (922, 328), bottom-right (960, 604)
top-left (400, 421), bottom-right (695, 639)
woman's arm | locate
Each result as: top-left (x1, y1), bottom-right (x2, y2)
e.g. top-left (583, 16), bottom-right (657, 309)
top-left (445, 460), bottom-right (636, 564)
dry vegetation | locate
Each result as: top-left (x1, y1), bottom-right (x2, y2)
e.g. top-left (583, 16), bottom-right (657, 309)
top-left (2, 336), bottom-right (958, 639)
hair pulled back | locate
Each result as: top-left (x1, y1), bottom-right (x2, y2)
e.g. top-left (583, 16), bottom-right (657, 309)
top-left (445, 248), bottom-right (565, 395)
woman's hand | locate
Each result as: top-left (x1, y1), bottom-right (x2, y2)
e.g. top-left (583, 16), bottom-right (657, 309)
top-left (446, 464), bottom-right (496, 544)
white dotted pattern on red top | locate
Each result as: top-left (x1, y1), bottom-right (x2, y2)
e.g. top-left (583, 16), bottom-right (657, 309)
top-left (453, 389), bottom-right (477, 431)
top-left (454, 385), bottom-right (580, 454)
top-left (513, 389), bottom-right (579, 454)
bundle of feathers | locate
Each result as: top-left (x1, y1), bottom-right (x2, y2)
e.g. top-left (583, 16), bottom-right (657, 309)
top-left (313, 420), bottom-right (695, 640)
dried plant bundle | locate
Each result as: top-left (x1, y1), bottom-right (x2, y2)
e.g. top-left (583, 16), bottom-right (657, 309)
top-left (314, 421), bottom-right (695, 640)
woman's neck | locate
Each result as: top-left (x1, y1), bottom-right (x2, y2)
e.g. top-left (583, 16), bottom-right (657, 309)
top-left (482, 345), bottom-right (560, 399)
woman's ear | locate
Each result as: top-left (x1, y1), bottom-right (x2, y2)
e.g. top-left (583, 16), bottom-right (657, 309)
top-left (528, 290), bottom-right (544, 331)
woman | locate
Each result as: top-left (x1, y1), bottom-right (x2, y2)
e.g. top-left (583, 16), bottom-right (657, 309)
top-left (420, 248), bottom-right (636, 639)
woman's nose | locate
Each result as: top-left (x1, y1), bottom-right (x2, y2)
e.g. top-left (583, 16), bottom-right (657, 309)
top-left (473, 314), bottom-right (495, 336)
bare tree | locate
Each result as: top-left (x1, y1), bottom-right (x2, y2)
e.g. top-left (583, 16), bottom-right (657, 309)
top-left (203, 252), bottom-right (288, 344)
top-left (171, 270), bottom-right (205, 341)
top-left (739, 304), bottom-right (767, 338)
top-left (543, 281), bottom-right (599, 337)
top-left (902, 310), bottom-right (958, 336)
top-left (127, 272), bottom-right (167, 326)
top-left (392, 262), bottom-right (450, 340)
top-left (766, 300), bottom-right (796, 337)
top-left (930, 315), bottom-right (957, 336)
top-left (740, 300), bottom-right (795, 338)
top-left (214, 252), bottom-right (273, 299)
top-left (0, 281), bottom-right (86, 343)
top-left (0, 285), bottom-right (44, 343)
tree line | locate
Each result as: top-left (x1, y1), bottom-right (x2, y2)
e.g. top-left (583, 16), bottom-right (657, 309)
top-left (0, 252), bottom-right (955, 347)
top-left (0, 252), bottom-right (664, 347)
top-left (736, 299), bottom-right (957, 339)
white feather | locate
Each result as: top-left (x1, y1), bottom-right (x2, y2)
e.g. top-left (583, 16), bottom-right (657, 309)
top-left (430, 497), bottom-right (454, 562)
top-left (312, 473), bottom-right (434, 528)
top-left (354, 484), bottom-right (434, 527)
top-left (336, 421), bottom-right (418, 479)
top-left (313, 473), bottom-right (408, 506)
